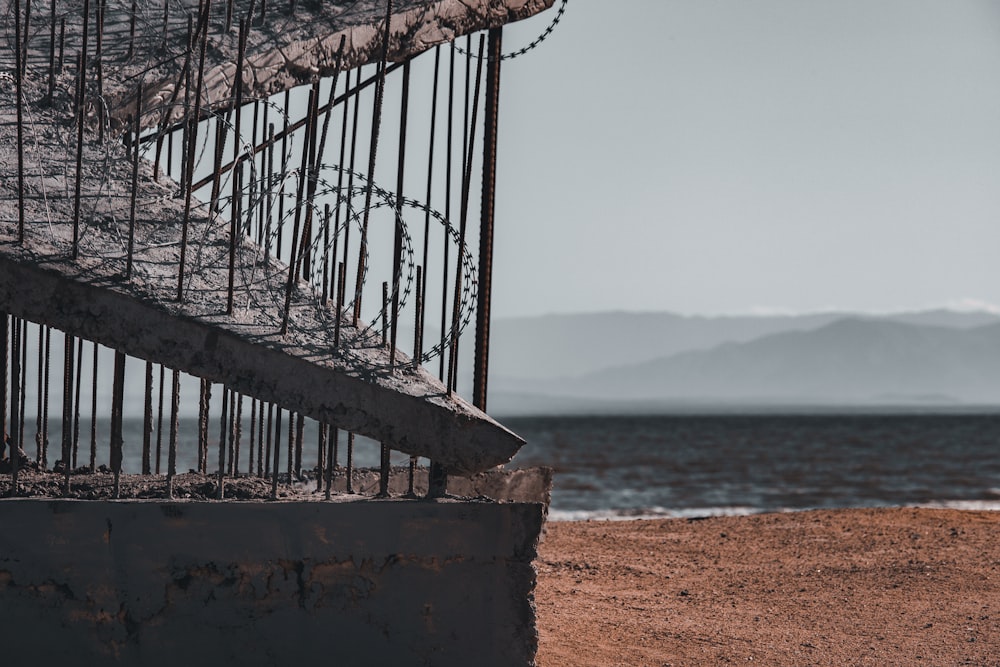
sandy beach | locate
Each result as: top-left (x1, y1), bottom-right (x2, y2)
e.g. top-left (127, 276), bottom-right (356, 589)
top-left (535, 508), bottom-right (999, 666)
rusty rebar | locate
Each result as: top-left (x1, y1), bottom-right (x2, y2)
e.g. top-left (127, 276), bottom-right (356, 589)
top-left (439, 44), bottom-right (456, 382)
top-left (264, 402), bottom-right (273, 479)
top-left (128, 0), bottom-right (138, 58)
top-left (155, 363), bottom-right (164, 475)
top-left (72, 336), bottom-right (83, 469)
top-left (14, 0), bottom-right (25, 245)
top-left (294, 412), bottom-right (304, 479)
top-left (110, 350), bottom-right (126, 498)
top-left (42, 326), bottom-right (51, 468)
top-left (0, 314), bottom-right (7, 451)
top-left (127, 79), bottom-right (143, 282)
top-left (167, 368), bottom-right (179, 498)
top-left (324, 424), bottom-right (333, 499)
top-left (257, 399), bottom-right (264, 477)
top-left (18, 320), bottom-right (26, 453)
top-left (271, 407), bottom-right (281, 499)
top-left (233, 392), bottom-right (243, 476)
top-left (89, 341), bottom-right (97, 472)
top-left (378, 442), bottom-right (390, 497)
top-left (413, 266), bottom-right (423, 369)
top-left (421, 47), bottom-right (441, 356)
top-left (381, 281), bottom-right (389, 346)
top-left (389, 60), bottom-right (411, 368)
top-left (473, 28), bottom-right (503, 411)
top-left (218, 384), bottom-right (228, 498)
top-left (47, 0), bottom-right (56, 100)
top-left (248, 396), bottom-right (257, 476)
top-left (35, 326), bottom-right (44, 463)
top-left (143, 360), bottom-right (153, 474)
top-left (316, 422), bottom-right (326, 492)
top-left (352, 0), bottom-right (395, 324)
top-left (10, 317), bottom-right (21, 496)
top-left (286, 411), bottom-right (293, 479)
top-left (334, 261), bottom-right (345, 348)
top-left (61, 332), bottom-right (75, 492)
top-left (345, 432), bottom-right (354, 493)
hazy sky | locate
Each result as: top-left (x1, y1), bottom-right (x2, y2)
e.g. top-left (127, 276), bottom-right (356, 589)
top-left (487, 0), bottom-right (1000, 318)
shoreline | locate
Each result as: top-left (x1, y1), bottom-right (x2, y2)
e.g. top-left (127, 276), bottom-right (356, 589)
top-left (535, 507), bottom-right (1000, 666)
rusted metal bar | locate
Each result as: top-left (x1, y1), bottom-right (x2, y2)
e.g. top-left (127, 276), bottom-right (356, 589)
top-left (61, 332), bottom-right (75, 492)
top-left (264, 401), bottom-right (273, 478)
top-left (334, 261), bottom-right (345, 348)
top-left (413, 265), bottom-right (423, 368)
top-left (127, 79), bottom-right (143, 282)
top-left (473, 27), bottom-right (503, 412)
top-left (42, 326), bottom-right (51, 468)
top-left (422, 47), bottom-right (441, 358)
top-left (271, 407), bottom-right (281, 499)
top-left (18, 320), bottom-right (26, 453)
top-left (197, 377), bottom-right (207, 472)
top-left (128, 0), bottom-right (137, 58)
top-left (89, 341), bottom-right (98, 472)
top-left (439, 45), bottom-right (456, 382)
top-left (324, 424), bottom-right (334, 499)
top-left (390, 59), bottom-right (411, 368)
top-left (248, 395), bottom-right (256, 475)
top-left (1, 314), bottom-right (7, 450)
top-left (143, 360), bottom-right (153, 474)
top-left (110, 350), bottom-right (126, 498)
top-left (257, 399), bottom-right (264, 477)
top-left (316, 422), bottom-right (326, 492)
top-left (379, 441), bottom-right (390, 497)
top-left (233, 392), bottom-right (243, 475)
top-left (286, 410), bottom-right (293, 479)
top-left (72, 337), bottom-right (83, 469)
top-left (14, 0), bottom-right (24, 245)
top-left (35, 326), bottom-right (44, 463)
top-left (407, 455), bottom-right (416, 496)
top-left (345, 432), bottom-right (354, 493)
top-left (448, 36), bottom-right (485, 394)
top-left (155, 363), bottom-right (164, 474)
top-left (354, 0), bottom-right (395, 325)
top-left (71, 13), bottom-right (88, 257)
top-left (47, 0), bottom-right (56, 100)
top-left (10, 317), bottom-right (21, 495)
top-left (294, 412), bottom-right (304, 479)
top-left (381, 281), bottom-right (388, 345)
top-left (218, 383), bottom-right (228, 498)
top-left (167, 368), bottom-right (179, 498)
top-left (227, 17), bottom-right (247, 313)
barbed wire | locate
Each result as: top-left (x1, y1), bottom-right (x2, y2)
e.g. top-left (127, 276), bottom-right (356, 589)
top-left (452, 0), bottom-right (567, 62)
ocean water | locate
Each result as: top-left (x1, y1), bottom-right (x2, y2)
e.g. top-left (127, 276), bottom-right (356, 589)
top-left (504, 413), bottom-right (1000, 521)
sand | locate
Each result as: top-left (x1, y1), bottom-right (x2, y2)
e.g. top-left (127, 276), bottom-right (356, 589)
top-left (535, 508), bottom-right (1000, 666)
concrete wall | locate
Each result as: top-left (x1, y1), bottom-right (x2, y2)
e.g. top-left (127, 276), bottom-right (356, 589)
top-left (0, 499), bottom-right (544, 666)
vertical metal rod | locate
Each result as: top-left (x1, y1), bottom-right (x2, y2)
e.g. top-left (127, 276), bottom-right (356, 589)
top-left (18, 320), bottom-right (26, 453)
top-left (89, 341), bottom-right (97, 472)
top-left (14, 0), bottom-right (26, 245)
top-left (264, 402), bottom-right (273, 478)
top-left (61, 333), bottom-right (75, 492)
top-left (233, 392), bottom-right (243, 476)
top-left (334, 262), bottom-right (345, 348)
top-left (257, 399), bottom-right (264, 477)
top-left (42, 326), bottom-right (51, 468)
top-left (155, 363), bottom-right (165, 474)
top-left (71, 0), bottom-right (91, 259)
top-left (345, 432), bottom-right (354, 494)
top-left (22, 0), bottom-right (32, 68)
top-left (389, 60), bottom-right (411, 368)
top-left (271, 407), bottom-right (281, 499)
top-left (421, 47), bottom-right (441, 354)
top-left (248, 396), bottom-right (256, 476)
top-left (110, 350), bottom-right (126, 498)
top-left (322, 204), bottom-right (332, 304)
top-left (167, 368), bottom-right (179, 498)
top-left (127, 79), bottom-right (143, 281)
top-left (277, 90), bottom-right (290, 261)
top-left (413, 266), bottom-right (423, 368)
top-left (286, 411), bottom-right (293, 479)
top-left (35, 326), bottom-right (44, 463)
top-left (95, 0), bottom-right (105, 144)
top-left (294, 412), bottom-right (303, 479)
top-left (324, 424), bottom-right (334, 499)
top-left (228, 17), bottom-right (247, 312)
top-left (378, 441), bottom-right (390, 497)
top-left (264, 123), bottom-right (276, 255)
top-left (142, 360), bottom-right (153, 474)
top-left (178, 0), bottom-right (212, 301)
top-left (218, 384), bottom-right (228, 498)
top-left (160, 0), bottom-right (168, 52)
top-left (128, 0), bottom-right (137, 58)
top-left (58, 18), bottom-right (65, 72)
top-left (381, 281), bottom-right (388, 346)
top-left (47, 0), bottom-right (56, 100)
top-left (0, 314), bottom-right (7, 456)
top-left (341, 68), bottom-right (361, 287)
top-left (448, 36), bottom-right (485, 394)
top-left (407, 455), bottom-right (415, 496)
top-left (353, 0), bottom-right (394, 324)
top-left (474, 28), bottom-right (503, 411)
top-left (197, 377), bottom-right (207, 472)
top-left (280, 87), bottom-right (317, 334)
top-left (439, 45), bottom-right (456, 382)
top-left (316, 422), bottom-right (326, 492)
top-left (9, 318), bottom-right (21, 495)
top-left (72, 336), bottom-right (82, 469)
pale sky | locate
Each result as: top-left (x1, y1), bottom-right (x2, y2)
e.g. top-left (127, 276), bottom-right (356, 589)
top-left (487, 0), bottom-right (1000, 317)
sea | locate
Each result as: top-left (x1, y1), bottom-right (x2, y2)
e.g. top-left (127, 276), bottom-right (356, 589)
top-left (22, 412), bottom-right (1000, 521)
top-left (504, 412), bottom-right (1000, 521)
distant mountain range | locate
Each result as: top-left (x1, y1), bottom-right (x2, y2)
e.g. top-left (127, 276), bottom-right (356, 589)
top-left (467, 309), bottom-right (1000, 415)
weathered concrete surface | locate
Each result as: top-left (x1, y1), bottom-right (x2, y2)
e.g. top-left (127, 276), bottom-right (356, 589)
top-left (0, 498), bottom-right (545, 666)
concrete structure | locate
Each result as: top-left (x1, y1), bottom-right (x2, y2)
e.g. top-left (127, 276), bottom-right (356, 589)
top-left (0, 498), bottom-right (545, 666)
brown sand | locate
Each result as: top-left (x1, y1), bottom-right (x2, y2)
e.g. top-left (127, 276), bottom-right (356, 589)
top-left (535, 508), bottom-right (1000, 666)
